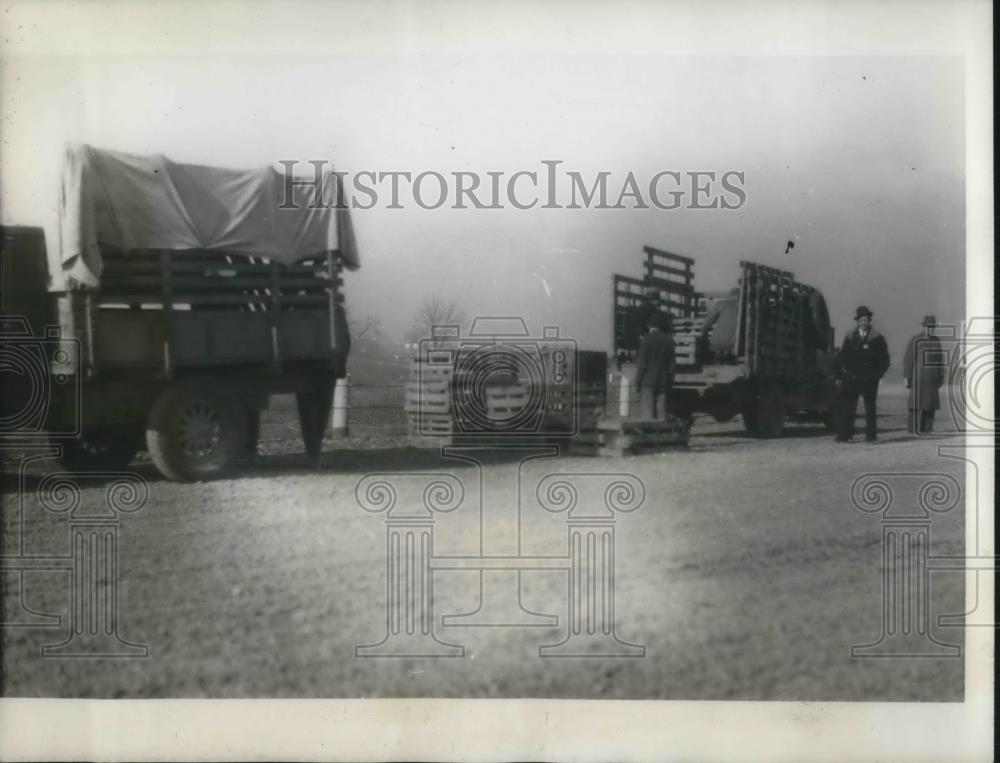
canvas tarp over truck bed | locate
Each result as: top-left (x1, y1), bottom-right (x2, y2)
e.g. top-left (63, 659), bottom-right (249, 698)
top-left (56, 144), bottom-right (359, 289)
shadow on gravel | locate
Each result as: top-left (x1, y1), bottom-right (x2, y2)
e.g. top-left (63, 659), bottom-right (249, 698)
top-left (694, 425), bottom-right (831, 440)
top-left (240, 445), bottom-right (553, 479)
top-left (1, 445), bottom-right (555, 489)
top-left (2, 461), bottom-right (164, 492)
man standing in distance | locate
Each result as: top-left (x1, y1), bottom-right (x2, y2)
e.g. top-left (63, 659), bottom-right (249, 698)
top-left (903, 314), bottom-right (946, 434)
top-left (634, 313), bottom-right (675, 420)
top-left (833, 305), bottom-right (890, 442)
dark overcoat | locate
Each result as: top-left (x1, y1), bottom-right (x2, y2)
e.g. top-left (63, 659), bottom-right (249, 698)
top-left (634, 328), bottom-right (675, 393)
top-left (834, 327), bottom-right (890, 395)
top-left (903, 333), bottom-right (945, 410)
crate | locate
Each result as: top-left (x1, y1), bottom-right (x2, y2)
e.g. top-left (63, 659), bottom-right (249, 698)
top-left (405, 355), bottom-right (455, 415)
top-left (403, 380), bottom-right (451, 414)
top-left (485, 383), bottom-right (531, 419)
top-left (408, 353), bottom-right (455, 381)
top-left (406, 412), bottom-right (455, 447)
top-left (672, 316), bottom-right (705, 368)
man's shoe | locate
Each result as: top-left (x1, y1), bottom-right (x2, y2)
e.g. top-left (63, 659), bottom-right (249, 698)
top-left (866, 436), bottom-right (877, 443)
top-left (834, 436), bottom-right (850, 443)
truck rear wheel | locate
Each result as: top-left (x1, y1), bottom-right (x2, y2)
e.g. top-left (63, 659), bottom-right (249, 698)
top-left (146, 381), bottom-right (249, 482)
top-left (710, 405), bottom-right (737, 423)
top-left (55, 427), bottom-right (141, 472)
top-left (754, 383), bottom-right (785, 438)
top-left (743, 383), bottom-right (784, 437)
top-left (821, 410), bottom-right (836, 432)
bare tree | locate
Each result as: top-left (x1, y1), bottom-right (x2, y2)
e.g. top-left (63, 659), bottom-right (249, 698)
top-left (348, 314), bottom-right (386, 353)
top-left (406, 295), bottom-right (467, 348)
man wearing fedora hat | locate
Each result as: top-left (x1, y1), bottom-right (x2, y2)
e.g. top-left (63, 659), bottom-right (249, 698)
top-left (903, 315), bottom-right (946, 433)
top-left (634, 311), bottom-right (675, 421)
top-left (832, 305), bottom-right (891, 442)
top-left (636, 283), bottom-right (662, 340)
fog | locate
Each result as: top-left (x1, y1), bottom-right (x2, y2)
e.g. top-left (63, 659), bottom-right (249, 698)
top-left (1, 4), bottom-right (966, 359)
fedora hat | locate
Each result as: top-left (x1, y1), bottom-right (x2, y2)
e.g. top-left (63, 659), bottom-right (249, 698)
top-left (854, 305), bottom-right (874, 320)
top-left (922, 314), bottom-right (937, 327)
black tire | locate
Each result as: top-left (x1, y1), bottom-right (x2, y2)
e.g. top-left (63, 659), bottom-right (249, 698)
top-left (56, 428), bottom-right (141, 471)
top-left (668, 391), bottom-right (695, 429)
top-left (821, 410), bottom-right (836, 432)
top-left (146, 381), bottom-right (249, 482)
top-left (710, 406), bottom-right (737, 423)
top-left (754, 383), bottom-right (785, 438)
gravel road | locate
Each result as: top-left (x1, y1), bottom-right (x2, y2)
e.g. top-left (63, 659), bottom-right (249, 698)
top-left (1, 385), bottom-right (967, 699)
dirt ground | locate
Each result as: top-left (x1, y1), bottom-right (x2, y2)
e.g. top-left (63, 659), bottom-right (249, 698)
top-left (0, 384), bottom-right (967, 699)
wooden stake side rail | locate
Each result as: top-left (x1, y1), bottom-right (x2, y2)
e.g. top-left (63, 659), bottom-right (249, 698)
top-left (738, 260), bottom-right (822, 375)
top-left (96, 249), bottom-right (342, 311)
top-left (642, 245), bottom-right (694, 266)
top-left (613, 246), bottom-right (702, 357)
top-left (73, 248), bottom-right (345, 374)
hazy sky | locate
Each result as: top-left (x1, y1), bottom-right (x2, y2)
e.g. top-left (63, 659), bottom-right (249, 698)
top-left (0, 4), bottom-right (970, 358)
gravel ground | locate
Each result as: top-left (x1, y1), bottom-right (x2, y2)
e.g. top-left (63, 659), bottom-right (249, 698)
top-left (0, 385), bottom-right (966, 699)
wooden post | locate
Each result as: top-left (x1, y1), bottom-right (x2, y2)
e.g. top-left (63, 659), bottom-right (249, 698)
top-left (331, 374), bottom-right (350, 437)
top-left (326, 250), bottom-right (339, 350)
top-left (618, 373), bottom-right (631, 418)
top-left (774, 279), bottom-right (785, 372)
top-left (160, 250), bottom-right (174, 378)
top-left (83, 291), bottom-right (97, 379)
top-left (269, 259), bottom-right (282, 371)
top-left (734, 267), bottom-right (746, 359)
top-left (753, 267), bottom-right (763, 374)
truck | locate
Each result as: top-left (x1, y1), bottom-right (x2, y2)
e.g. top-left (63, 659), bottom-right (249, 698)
top-left (613, 246), bottom-right (837, 437)
top-left (1, 145), bottom-right (357, 480)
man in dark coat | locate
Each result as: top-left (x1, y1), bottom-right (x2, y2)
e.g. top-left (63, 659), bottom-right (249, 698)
top-left (634, 312), bottom-right (675, 420)
top-left (903, 315), bottom-right (946, 433)
top-left (833, 305), bottom-right (890, 442)
top-left (635, 284), bottom-right (661, 338)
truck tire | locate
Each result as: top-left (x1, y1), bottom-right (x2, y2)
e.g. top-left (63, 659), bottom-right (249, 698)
top-left (743, 383), bottom-right (784, 437)
top-left (146, 381), bottom-right (249, 482)
top-left (709, 403), bottom-right (738, 423)
top-left (754, 383), bottom-right (785, 438)
top-left (821, 410), bottom-right (836, 432)
top-left (244, 408), bottom-right (261, 461)
top-left (55, 428), bottom-right (141, 471)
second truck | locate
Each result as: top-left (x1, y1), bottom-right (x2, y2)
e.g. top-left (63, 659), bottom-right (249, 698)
top-left (614, 246), bottom-right (837, 437)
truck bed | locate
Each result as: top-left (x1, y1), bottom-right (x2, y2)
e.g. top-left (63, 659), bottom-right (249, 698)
top-left (58, 248), bottom-right (347, 376)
